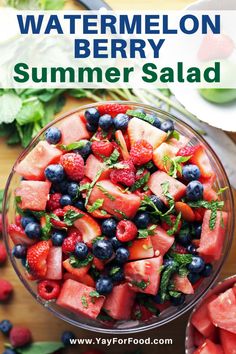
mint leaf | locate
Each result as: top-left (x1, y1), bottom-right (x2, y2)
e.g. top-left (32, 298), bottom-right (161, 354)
top-left (70, 254), bottom-right (93, 268)
top-left (166, 130), bottom-right (180, 141)
top-left (89, 290), bottom-right (100, 298)
top-left (0, 93), bottom-right (22, 124)
top-left (159, 264), bottom-right (177, 302)
top-left (187, 200), bottom-right (224, 230)
top-left (16, 98), bottom-right (44, 126)
top-left (172, 253), bottom-right (193, 266)
top-left (161, 181), bottom-right (175, 208)
top-left (105, 149), bottom-right (120, 165)
top-left (96, 183), bottom-right (115, 201)
top-left (16, 342), bottom-right (64, 354)
top-left (88, 199), bottom-right (104, 213)
top-left (81, 295), bottom-right (88, 308)
top-left (41, 214), bottom-right (51, 240)
top-left (137, 225), bottom-right (156, 239)
top-left (162, 155), bottom-right (191, 178)
top-left (130, 172), bottom-right (150, 192)
top-left (126, 110), bottom-right (155, 124)
top-left (131, 279), bottom-right (150, 290)
top-left (114, 209), bottom-right (128, 219)
top-left (64, 210), bottom-right (84, 226)
top-left (167, 212), bottom-right (181, 236)
top-left (59, 140), bottom-right (88, 151)
top-left (217, 186), bottom-right (228, 195)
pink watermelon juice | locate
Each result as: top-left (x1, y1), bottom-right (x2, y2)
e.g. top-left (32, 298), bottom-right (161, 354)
top-left (8, 102), bottom-right (229, 326)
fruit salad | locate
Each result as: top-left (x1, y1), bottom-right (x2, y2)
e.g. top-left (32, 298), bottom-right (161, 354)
top-left (8, 103), bottom-right (228, 325)
top-left (187, 278), bottom-right (236, 354)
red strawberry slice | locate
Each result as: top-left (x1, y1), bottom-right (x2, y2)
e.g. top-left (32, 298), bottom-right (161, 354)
top-left (8, 224), bottom-right (35, 246)
top-left (63, 206), bottom-right (101, 246)
top-left (115, 130), bottom-right (130, 160)
top-left (63, 258), bottom-right (90, 279)
top-left (27, 241), bottom-right (51, 278)
top-left (97, 103), bottom-right (131, 117)
top-left (189, 145), bottom-right (214, 178)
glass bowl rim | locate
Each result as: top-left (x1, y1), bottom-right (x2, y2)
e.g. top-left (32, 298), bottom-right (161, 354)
top-left (2, 100), bottom-right (235, 334)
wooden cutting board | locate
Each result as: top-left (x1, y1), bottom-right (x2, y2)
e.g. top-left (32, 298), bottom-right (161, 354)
top-left (1, 1), bottom-right (236, 353)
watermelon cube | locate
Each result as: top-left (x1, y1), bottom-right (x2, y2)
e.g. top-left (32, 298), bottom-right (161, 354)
top-left (194, 339), bottom-right (224, 354)
top-left (128, 236), bottom-right (154, 261)
top-left (197, 210), bottom-right (228, 260)
top-left (191, 294), bottom-right (217, 337)
top-left (153, 143), bottom-right (177, 171)
top-left (58, 113), bottom-right (90, 145)
top-left (84, 154), bottom-right (110, 181)
top-left (124, 256), bottom-right (163, 295)
top-left (220, 328), bottom-right (236, 354)
top-left (208, 288), bottom-right (236, 334)
top-left (56, 279), bottom-right (105, 319)
top-left (89, 180), bottom-right (141, 219)
top-left (15, 141), bottom-right (63, 181)
top-left (15, 180), bottom-right (51, 211)
top-left (193, 329), bottom-right (205, 348)
top-left (46, 247), bottom-right (62, 280)
top-left (173, 274), bottom-right (194, 295)
top-left (148, 171), bottom-right (186, 204)
top-left (104, 283), bottom-right (136, 320)
top-left (151, 226), bottom-right (174, 256)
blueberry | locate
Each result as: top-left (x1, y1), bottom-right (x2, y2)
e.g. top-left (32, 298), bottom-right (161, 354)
top-left (113, 113), bottom-right (129, 130)
top-left (170, 293), bottom-right (185, 306)
top-left (45, 127), bottom-right (61, 144)
top-left (133, 212), bottom-right (150, 229)
top-left (99, 114), bottom-right (113, 131)
top-left (12, 244), bottom-right (27, 259)
top-left (101, 218), bottom-right (117, 238)
top-left (51, 230), bottom-right (66, 246)
top-left (0, 319), bottom-right (13, 335)
top-left (152, 293), bottom-right (163, 304)
top-left (186, 244), bottom-right (197, 255)
top-left (192, 223), bottom-right (202, 239)
top-left (92, 240), bottom-right (113, 260)
top-left (73, 199), bottom-right (86, 211)
top-left (21, 216), bottom-right (36, 229)
top-left (182, 164), bottom-right (201, 182)
top-left (25, 222), bottom-right (41, 239)
top-left (146, 114), bottom-right (161, 129)
top-left (74, 242), bottom-right (89, 260)
top-left (61, 331), bottom-right (76, 346)
top-left (3, 349), bottom-right (16, 354)
top-left (160, 119), bottom-right (174, 132)
top-left (115, 247), bottom-right (129, 264)
top-left (111, 237), bottom-right (122, 250)
top-left (76, 141), bottom-right (91, 160)
top-left (188, 256), bottom-right (205, 273)
top-left (86, 122), bottom-right (97, 132)
top-left (201, 263), bottom-right (213, 277)
top-left (176, 228), bottom-right (192, 246)
top-left (109, 266), bottom-right (124, 283)
top-left (58, 180), bottom-right (69, 194)
top-left (149, 195), bottom-right (167, 213)
top-left (187, 272), bottom-right (201, 284)
top-left (85, 107), bottom-right (100, 125)
top-left (96, 276), bottom-right (113, 295)
top-left (186, 181), bottom-right (204, 201)
top-left (45, 164), bottom-right (65, 183)
top-left (163, 258), bottom-right (175, 267)
top-left (67, 182), bottom-right (79, 198)
top-left (60, 194), bottom-right (72, 207)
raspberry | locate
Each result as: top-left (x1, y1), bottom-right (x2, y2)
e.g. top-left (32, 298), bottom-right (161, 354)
top-left (98, 103), bottom-right (131, 117)
top-left (0, 279), bottom-right (13, 301)
top-left (46, 193), bottom-right (62, 211)
top-left (130, 139), bottom-right (153, 166)
top-left (9, 327), bottom-right (32, 348)
top-left (110, 160), bottom-right (136, 187)
top-left (0, 242), bottom-right (7, 265)
top-left (62, 229), bottom-right (82, 254)
top-left (37, 280), bottom-right (61, 300)
top-left (116, 220), bottom-right (138, 242)
top-left (91, 140), bottom-right (114, 158)
top-left (177, 145), bottom-right (200, 157)
top-left (60, 153), bottom-right (84, 182)
top-left (174, 244), bottom-right (188, 254)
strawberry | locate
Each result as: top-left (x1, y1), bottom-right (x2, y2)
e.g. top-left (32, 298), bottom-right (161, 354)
top-left (91, 140), bottom-right (114, 158)
top-left (9, 327), bottom-right (32, 348)
top-left (177, 145), bottom-right (200, 157)
top-left (46, 193), bottom-right (61, 211)
top-left (175, 202), bottom-right (195, 222)
top-left (130, 139), bottom-right (153, 166)
top-left (115, 130), bottom-right (130, 160)
top-left (0, 279), bottom-right (13, 301)
top-left (62, 230), bottom-right (81, 254)
top-left (189, 145), bottom-right (214, 178)
top-left (93, 129), bottom-right (113, 141)
top-left (8, 224), bottom-right (35, 246)
top-left (27, 241), bottom-right (50, 278)
top-left (98, 103), bottom-right (131, 117)
top-left (116, 220), bottom-right (138, 242)
top-left (0, 242), bottom-right (7, 265)
top-left (37, 280), bottom-right (60, 300)
top-left (193, 207), bottom-right (206, 221)
top-left (50, 208), bottom-right (67, 229)
top-left (110, 160), bottom-right (136, 187)
top-left (60, 153), bottom-right (84, 181)
top-left (87, 208), bottom-right (112, 219)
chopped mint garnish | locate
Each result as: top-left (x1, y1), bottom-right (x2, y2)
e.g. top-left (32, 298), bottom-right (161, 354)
top-left (131, 279), bottom-right (150, 290)
top-left (130, 172), bottom-right (150, 192)
top-left (96, 183), bottom-right (115, 201)
top-left (70, 254), bottom-right (93, 268)
top-left (167, 212), bottom-right (181, 236)
top-left (88, 199), bottom-right (104, 213)
top-left (41, 214), bottom-right (51, 240)
top-left (138, 225), bottom-right (156, 239)
top-left (81, 295), bottom-right (88, 308)
top-left (114, 209), bottom-right (128, 219)
top-left (89, 290), bottom-right (100, 303)
top-left (105, 149), bottom-right (120, 166)
top-left (187, 200), bottom-right (224, 230)
top-left (217, 186), bottom-right (228, 195)
top-left (64, 209), bottom-right (84, 226)
top-left (169, 290), bottom-right (181, 298)
top-left (109, 267), bottom-right (121, 276)
top-left (58, 140), bottom-right (88, 151)
top-left (159, 263), bottom-right (177, 302)
top-left (166, 130), bottom-right (180, 141)
top-left (126, 109), bottom-right (155, 124)
top-left (162, 155), bottom-right (191, 178)
top-left (161, 181), bottom-right (175, 208)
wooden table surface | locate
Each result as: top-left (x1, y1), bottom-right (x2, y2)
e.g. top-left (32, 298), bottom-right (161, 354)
top-left (0, 1), bottom-right (236, 353)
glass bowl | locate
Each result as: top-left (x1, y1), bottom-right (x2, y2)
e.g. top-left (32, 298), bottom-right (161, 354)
top-left (185, 274), bottom-right (236, 353)
top-left (2, 101), bottom-right (235, 334)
